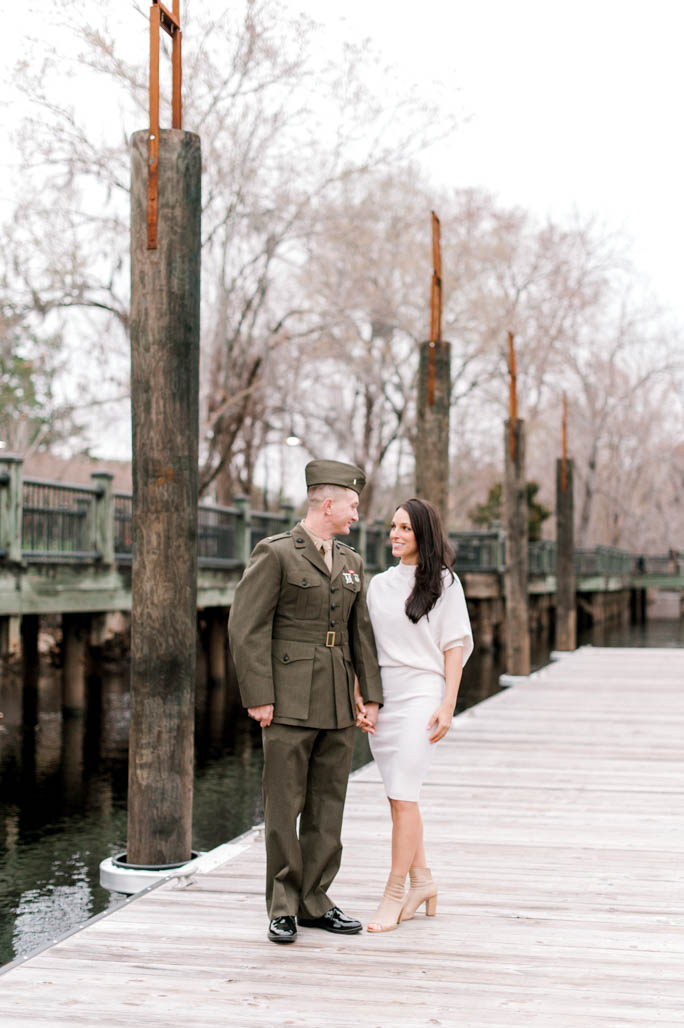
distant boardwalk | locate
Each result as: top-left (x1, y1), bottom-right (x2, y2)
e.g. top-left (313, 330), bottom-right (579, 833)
top-left (2, 646), bottom-right (684, 1026)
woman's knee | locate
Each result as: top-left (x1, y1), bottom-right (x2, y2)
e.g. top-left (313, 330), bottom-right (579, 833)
top-left (389, 798), bottom-right (419, 817)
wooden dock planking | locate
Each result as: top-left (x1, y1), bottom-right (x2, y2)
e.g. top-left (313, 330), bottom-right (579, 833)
top-left (1, 646), bottom-right (684, 1026)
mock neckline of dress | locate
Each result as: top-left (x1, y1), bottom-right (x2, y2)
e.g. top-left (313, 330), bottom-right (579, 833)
top-left (394, 560), bottom-right (417, 576)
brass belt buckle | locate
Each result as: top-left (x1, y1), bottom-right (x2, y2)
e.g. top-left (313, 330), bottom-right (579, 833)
top-left (325, 631), bottom-right (336, 647)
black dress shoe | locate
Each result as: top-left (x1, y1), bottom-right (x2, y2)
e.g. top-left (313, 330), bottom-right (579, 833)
top-left (297, 906), bottom-right (362, 934)
top-left (268, 915), bottom-right (297, 943)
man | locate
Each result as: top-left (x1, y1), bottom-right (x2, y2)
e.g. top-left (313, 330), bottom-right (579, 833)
top-left (228, 460), bottom-right (382, 944)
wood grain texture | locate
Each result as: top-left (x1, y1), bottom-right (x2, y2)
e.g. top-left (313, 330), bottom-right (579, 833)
top-left (503, 418), bottom-right (531, 675)
top-left (2, 646), bottom-right (684, 1026)
top-left (128, 129), bottom-right (201, 865)
top-left (555, 457), bottom-right (576, 650)
top-left (415, 339), bottom-right (451, 523)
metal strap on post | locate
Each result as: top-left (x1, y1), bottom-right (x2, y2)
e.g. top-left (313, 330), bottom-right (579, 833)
top-left (148, 0), bottom-right (182, 249)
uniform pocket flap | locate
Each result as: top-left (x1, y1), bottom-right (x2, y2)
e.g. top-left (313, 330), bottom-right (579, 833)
top-left (286, 573), bottom-right (320, 590)
top-left (272, 639), bottom-right (314, 664)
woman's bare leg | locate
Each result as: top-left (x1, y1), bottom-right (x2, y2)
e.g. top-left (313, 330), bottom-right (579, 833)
top-left (388, 798), bottom-right (427, 875)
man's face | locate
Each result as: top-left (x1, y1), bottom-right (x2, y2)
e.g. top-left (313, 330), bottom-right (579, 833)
top-left (327, 488), bottom-right (360, 535)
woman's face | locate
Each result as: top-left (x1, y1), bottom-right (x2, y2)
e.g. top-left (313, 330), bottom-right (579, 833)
top-left (389, 507), bottom-right (418, 564)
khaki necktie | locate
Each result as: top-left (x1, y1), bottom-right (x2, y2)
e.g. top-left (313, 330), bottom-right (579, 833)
top-left (320, 543), bottom-right (332, 573)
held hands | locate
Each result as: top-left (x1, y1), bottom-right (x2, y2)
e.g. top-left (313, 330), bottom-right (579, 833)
top-left (427, 701), bottom-right (455, 743)
top-left (355, 694), bottom-right (379, 735)
top-left (248, 704), bottom-right (274, 728)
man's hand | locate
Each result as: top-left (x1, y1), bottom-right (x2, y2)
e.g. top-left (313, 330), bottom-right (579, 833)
top-left (355, 696), bottom-right (379, 735)
top-left (248, 704), bottom-right (274, 728)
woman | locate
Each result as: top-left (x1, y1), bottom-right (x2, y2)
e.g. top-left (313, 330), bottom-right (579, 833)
top-left (355, 498), bottom-right (473, 932)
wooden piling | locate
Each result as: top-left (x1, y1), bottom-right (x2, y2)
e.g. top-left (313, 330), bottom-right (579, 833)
top-left (555, 457), bottom-right (577, 650)
top-left (21, 614), bottom-right (40, 686)
top-left (0, 615), bottom-right (21, 662)
top-left (415, 213), bottom-right (450, 522)
top-left (206, 607), bottom-right (227, 683)
top-left (503, 418), bottom-right (530, 675)
top-left (62, 613), bottom-right (89, 712)
top-left (416, 341), bottom-right (451, 521)
top-left (128, 128), bottom-right (201, 866)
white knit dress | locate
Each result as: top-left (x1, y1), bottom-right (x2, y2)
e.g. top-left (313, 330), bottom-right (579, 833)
top-left (367, 562), bottom-right (473, 801)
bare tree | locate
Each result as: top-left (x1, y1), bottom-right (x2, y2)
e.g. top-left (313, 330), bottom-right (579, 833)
top-left (5, 0), bottom-right (452, 498)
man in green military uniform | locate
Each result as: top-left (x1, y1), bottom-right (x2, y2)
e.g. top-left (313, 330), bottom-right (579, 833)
top-left (229, 460), bottom-right (382, 943)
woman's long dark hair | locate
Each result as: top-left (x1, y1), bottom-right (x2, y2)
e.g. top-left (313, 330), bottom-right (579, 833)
top-left (395, 498), bottom-right (455, 623)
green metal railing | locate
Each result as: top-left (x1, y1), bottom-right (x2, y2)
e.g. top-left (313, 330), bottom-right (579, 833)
top-left (448, 531), bottom-right (506, 573)
top-left (0, 460), bottom-right (679, 582)
top-left (198, 503), bottom-right (241, 566)
top-left (574, 545), bottom-right (634, 577)
top-left (114, 493), bottom-right (133, 557)
top-left (22, 478), bottom-right (102, 561)
top-left (249, 510), bottom-right (292, 551)
top-left (528, 540), bottom-right (558, 576)
top-left (633, 553), bottom-right (684, 576)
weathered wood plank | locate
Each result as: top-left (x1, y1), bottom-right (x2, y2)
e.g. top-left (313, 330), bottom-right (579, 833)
top-left (2, 646), bottom-right (684, 1027)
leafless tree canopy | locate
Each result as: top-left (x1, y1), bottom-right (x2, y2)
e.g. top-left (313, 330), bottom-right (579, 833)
top-left (3, 0), bottom-right (683, 550)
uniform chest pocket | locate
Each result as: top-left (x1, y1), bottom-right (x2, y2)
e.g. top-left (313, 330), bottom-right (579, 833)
top-left (341, 577), bottom-right (361, 616)
top-left (287, 573), bottom-right (323, 620)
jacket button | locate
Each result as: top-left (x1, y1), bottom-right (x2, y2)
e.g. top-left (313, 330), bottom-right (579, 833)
top-left (301, 579), bottom-right (308, 586)
top-left (283, 654), bottom-right (290, 663)
top-left (330, 586), bottom-right (337, 593)
top-left (330, 620), bottom-right (336, 627)
top-left (296, 537), bottom-right (304, 543)
top-left (331, 603), bottom-right (337, 610)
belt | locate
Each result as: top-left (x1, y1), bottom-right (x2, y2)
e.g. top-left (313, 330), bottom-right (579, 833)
top-left (272, 628), bottom-right (349, 647)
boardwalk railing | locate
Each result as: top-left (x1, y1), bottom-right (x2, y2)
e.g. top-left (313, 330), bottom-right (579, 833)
top-left (449, 530), bottom-right (506, 573)
top-left (574, 545), bottom-right (635, 577)
top-left (0, 457), bottom-right (680, 582)
top-left (22, 479), bottom-right (102, 561)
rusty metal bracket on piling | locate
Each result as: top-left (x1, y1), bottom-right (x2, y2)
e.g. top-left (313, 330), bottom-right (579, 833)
top-left (147, 0), bottom-right (182, 249)
top-left (428, 211), bottom-right (442, 406)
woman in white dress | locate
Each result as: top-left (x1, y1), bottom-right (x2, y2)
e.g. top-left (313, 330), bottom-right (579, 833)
top-left (355, 498), bottom-right (473, 933)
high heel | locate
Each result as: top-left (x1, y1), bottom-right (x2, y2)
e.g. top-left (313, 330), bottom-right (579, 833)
top-left (400, 866), bottom-right (438, 921)
top-left (367, 873), bottom-right (406, 933)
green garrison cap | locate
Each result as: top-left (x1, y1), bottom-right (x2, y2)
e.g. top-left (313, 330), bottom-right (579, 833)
top-left (305, 459), bottom-right (366, 494)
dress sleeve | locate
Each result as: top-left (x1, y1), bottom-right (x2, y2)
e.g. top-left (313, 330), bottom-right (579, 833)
top-left (437, 572), bottom-right (474, 666)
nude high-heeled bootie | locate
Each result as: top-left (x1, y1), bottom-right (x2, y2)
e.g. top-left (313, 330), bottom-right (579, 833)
top-left (400, 866), bottom-right (438, 921)
top-left (367, 873), bottom-right (407, 933)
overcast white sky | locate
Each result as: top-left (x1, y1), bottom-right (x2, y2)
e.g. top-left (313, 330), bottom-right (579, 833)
top-left (5, 0), bottom-right (683, 316)
top-left (287, 0), bottom-right (684, 318)
top-left (3, 0), bottom-right (683, 461)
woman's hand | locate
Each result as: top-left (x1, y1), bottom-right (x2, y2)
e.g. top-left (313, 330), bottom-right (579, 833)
top-left (427, 701), bottom-right (455, 743)
top-left (355, 693), bottom-right (377, 734)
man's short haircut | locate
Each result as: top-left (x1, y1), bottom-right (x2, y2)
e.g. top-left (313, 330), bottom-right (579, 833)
top-left (307, 483), bottom-right (352, 509)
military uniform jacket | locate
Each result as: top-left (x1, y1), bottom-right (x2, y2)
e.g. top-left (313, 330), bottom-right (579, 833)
top-left (228, 523), bottom-right (383, 729)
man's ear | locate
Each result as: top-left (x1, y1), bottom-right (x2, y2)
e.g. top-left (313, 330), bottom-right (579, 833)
top-left (322, 496), bottom-right (334, 515)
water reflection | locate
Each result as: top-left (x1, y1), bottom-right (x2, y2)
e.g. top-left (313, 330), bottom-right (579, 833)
top-left (1, 614), bottom-right (681, 967)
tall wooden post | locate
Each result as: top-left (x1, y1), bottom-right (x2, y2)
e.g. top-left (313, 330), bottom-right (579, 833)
top-left (555, 395), bottom-right (576, 650)
top-left (416, 212), bottom-right (451, 522)
top-left (128, 124), bottom-right (201, 865)
top-left (503, 333), bottom-right (530, 675)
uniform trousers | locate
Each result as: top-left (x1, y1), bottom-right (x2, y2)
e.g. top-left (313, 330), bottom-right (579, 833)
top-left (262, 722), bottom-right (355, 919)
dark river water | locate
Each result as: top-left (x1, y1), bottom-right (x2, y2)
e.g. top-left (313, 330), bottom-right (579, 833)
top-left (1, 612), bottom-right (682, 968)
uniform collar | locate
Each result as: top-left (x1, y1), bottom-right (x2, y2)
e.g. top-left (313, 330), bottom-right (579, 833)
top-left (293, 522), bottom-right (330, 576)
top-left (299, 521), bottom-right (333, 555)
